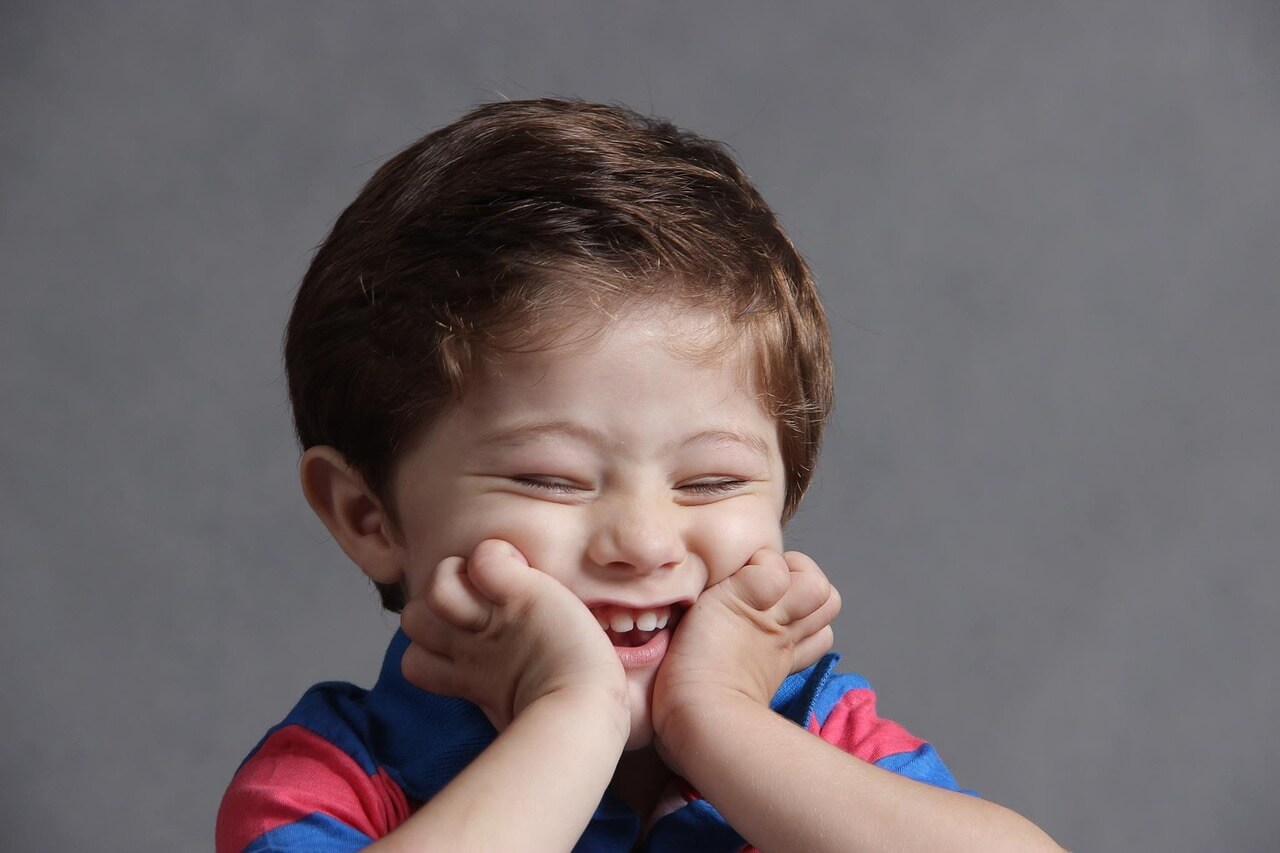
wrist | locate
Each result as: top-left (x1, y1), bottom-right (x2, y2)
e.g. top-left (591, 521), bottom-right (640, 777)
top-left (654, 690), bottom-right (760, 777)
top-left (530, 685), bottom-right (631, 744)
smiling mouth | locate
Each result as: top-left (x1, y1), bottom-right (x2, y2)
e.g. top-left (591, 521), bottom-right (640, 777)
top-left (592, 603), bottom-right (687, 647)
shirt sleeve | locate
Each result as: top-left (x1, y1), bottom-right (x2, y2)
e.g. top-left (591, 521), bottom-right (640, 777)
top-left (807, 673), bottom-right (979, 796)
top-left (216, 724), bottom-right (411, 852)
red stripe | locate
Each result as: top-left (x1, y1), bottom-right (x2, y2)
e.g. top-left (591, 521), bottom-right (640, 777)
top-left (807, 687), bottom-right (926, 764)
top-left (216, 725), bottom-right (410, 852)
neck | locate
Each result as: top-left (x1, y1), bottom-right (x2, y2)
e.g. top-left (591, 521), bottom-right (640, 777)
top-left (610, 746), bottom-right (676, 818)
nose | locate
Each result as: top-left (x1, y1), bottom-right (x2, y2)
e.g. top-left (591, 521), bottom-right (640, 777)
top-left (586, 495), bottom-right (687, 574)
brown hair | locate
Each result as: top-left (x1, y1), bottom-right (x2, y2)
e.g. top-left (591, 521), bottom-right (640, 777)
top-left (285, 98), bottom-right (833, 611)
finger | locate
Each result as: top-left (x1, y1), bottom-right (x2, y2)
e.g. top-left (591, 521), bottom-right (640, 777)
top-left (400, 640), bottom-right (461, 697)
top-left (782, 550), bottom-right (824, 579)
top-left (787, 584), bottom-right (842, 641)
top-left (400, 597), bottom-right (456, 655)
top-left (790, 626), bottom-right (836, 673)
top-left (464, 538), bottom-right (534, 608)
top-left (779, 551), bottom-right (836, 623)
top-left (726, 549), bottom-right (790, 611)
top-left (778, 568), bottom-right (832, 625)
top-left (425, 556), bottom-right (492, 632)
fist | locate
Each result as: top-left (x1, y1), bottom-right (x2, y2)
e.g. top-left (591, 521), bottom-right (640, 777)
top-left (399, 539), bottom-right (629, 732)
top-left (651, 549), bottom-right (841, 739)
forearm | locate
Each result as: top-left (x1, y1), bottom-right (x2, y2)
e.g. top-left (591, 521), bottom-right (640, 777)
top-left (663, 696), bottom-right (1064, 853)
top-left (367, 689), bottom-right (628, 852)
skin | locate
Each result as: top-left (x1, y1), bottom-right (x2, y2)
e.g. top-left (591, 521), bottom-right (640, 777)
top-left (300, 301), bottom-right (1064, 851)
top-left (388, 304), bottom-right (836, 748)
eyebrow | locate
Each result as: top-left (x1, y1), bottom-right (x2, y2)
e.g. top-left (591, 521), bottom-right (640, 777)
top-left (683, 427), bottom-right (773, 460)
top-left (478, 419), bottom-right (772, 459)
top-left (479, 420), bottom-right (608, 449)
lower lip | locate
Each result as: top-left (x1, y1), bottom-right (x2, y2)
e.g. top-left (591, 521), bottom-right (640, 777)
top-left (613, 626), bottom-right (670, 670)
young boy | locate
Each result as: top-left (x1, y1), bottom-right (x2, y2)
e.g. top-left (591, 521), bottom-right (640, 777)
top-left (217, 98), bottom-right (1062, 852)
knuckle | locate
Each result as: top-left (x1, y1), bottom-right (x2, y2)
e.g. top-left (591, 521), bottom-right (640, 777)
top-left (423, 585), bottom-right (454, 618)
top-left (783, 550), bottom-right (819, 573)
top-left (797, 572), bottom-right (825, 596)
top-left (759, 553), bottom-right (790, 584)
top-left (751, 547), bottom-right (787, 572)
top-left (750, 557), bottom-right (788, 589)
top-left (785, 573), bottom-right (826, 610)
top-left (426, 556), bottom-right (463, 594)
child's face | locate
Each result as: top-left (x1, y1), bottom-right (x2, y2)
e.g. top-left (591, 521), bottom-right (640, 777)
top-left (389, 302), bottom-right (788, 749)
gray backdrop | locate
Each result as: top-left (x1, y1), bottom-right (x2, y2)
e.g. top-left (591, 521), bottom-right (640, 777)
top-left (3, 2), bottom-right (1277, 851)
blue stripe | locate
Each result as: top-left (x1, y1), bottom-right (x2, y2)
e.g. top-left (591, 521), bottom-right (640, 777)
top-left (875, 744), bottom-right (980, 797)
top-left (243, 811), bottom-right (373, 852)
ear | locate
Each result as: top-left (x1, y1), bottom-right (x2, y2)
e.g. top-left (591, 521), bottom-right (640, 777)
top-left (299, 446), bottom-right (403, 586)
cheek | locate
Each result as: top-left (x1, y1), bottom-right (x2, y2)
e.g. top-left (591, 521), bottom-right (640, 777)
top-left (422, 498), bottom-right (584, 578)
top-left (397, 475), bottom-right (586, 598)
top-left (689, 500), bottom-right (784, 585)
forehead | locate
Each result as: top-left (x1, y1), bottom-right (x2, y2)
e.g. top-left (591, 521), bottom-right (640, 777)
top-left (448, 303), bottom-right (777, 443)
top-left (484, 303), bottom-right (757, 393)
top-left (498, 294), bottom-right (750, 358)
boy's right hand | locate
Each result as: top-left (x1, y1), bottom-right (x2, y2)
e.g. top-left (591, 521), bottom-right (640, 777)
top-left (399, 539), bottom-right (629, 734)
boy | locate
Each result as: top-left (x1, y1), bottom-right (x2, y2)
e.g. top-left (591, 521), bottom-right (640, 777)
top-left (217, 98), bottom-right (1062, 851)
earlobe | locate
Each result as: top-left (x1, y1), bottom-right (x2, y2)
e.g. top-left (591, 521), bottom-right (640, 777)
top-left (298, 446), bottom-right (404, 585)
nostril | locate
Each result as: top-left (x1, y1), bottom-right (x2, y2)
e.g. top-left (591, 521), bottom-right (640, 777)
top-left (602, 558), bottom-right (681, 573)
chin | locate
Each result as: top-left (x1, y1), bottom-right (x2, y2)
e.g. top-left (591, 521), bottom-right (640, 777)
top-left (624, 717), bottom-right (655, 751)
top-left (624, 677), bottom-right (656, 751)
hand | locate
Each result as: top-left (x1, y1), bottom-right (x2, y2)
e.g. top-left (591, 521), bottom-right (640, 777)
top-left (785, 551), bottom-right (844, 676)
top-left (400, 538), bottom-right (629, 733)
top-left (650, 549), bottom-right (841, 764)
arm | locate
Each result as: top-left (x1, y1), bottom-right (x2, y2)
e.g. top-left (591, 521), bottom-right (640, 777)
top-left (217, 689), bottom-right (625, 852)
top-left (218, 540), bottom-right (636, 852)
top-left (387, 539), bottom-right (631, 850)
top-left (220, 540), bottom-right (628, 852)
top-left (367, 687), bottom-right (627, 852)
top-left (651, 549), bottom-right (1064, 853)
top-left (217, 688), bottom-right (625, 853)
top-left (661, 694), bottom-right (1064, 853)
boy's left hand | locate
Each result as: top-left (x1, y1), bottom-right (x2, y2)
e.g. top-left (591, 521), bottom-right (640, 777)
top-left (650, 549), bottom-right (841, 769)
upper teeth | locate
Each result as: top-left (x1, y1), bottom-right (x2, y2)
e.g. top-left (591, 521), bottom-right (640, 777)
top-left (595, 606), bottom-right (671, 633)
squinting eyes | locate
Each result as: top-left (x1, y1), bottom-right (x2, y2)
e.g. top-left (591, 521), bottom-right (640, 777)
top-left (681, 479), bottom-right (749, 495)
top-left (510, 476), bottom-right (748, 496)
top-left (511, 476), bottom-right (580, 493)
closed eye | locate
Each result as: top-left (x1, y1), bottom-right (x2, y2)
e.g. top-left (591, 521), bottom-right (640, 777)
top-left (680, 479), bottom-right (748, 495)
top-left (511, 476), bottom-right (585, 494)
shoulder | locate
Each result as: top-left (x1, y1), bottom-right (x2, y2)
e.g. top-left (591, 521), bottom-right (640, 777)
top-left (216, 681), bottom-right (412, 852)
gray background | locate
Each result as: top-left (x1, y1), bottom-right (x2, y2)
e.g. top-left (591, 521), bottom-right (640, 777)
top-left (3, 2), bottom-right (1277, 850)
